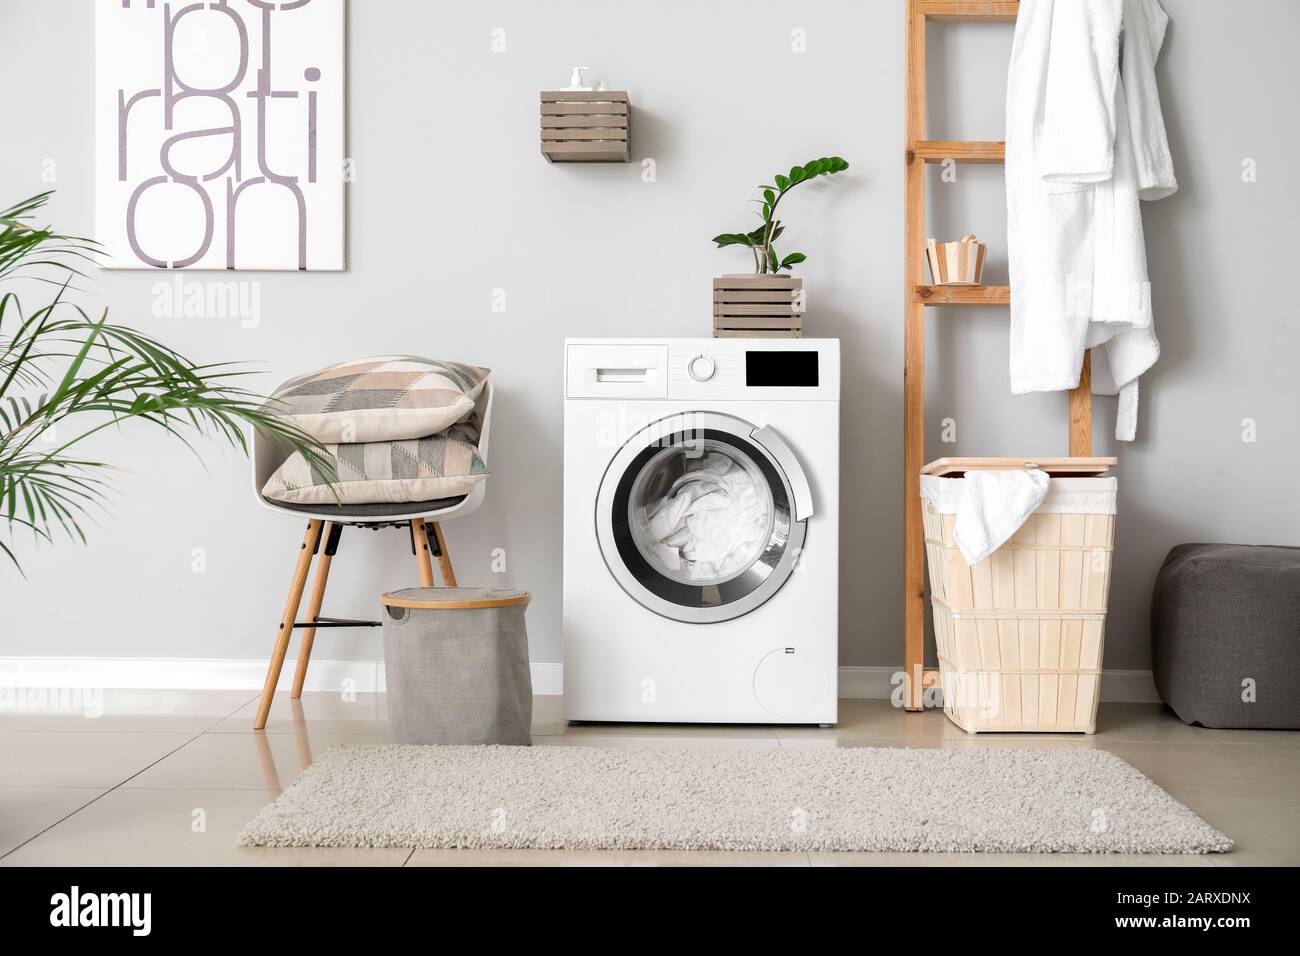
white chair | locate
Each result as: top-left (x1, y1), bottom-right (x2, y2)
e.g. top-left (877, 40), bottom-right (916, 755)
top-left (248, 381), bottom-right (494, 729)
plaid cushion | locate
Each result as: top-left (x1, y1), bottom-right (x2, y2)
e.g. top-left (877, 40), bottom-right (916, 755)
top-left (268, 356), bottom-right (489, 443)
top-left (262, 423), bottom-right (489, 506)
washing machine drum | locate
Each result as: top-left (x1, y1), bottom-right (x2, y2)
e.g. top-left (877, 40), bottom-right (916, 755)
top-left (595, 412), bottom-right (811, 624)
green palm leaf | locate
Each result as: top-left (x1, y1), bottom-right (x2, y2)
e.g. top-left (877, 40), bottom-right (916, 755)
top-left (0, 192), bottom-right (337, 574)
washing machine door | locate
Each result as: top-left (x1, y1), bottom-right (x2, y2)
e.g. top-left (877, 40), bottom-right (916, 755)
top-left (595, 411), bottom-right (813, 624)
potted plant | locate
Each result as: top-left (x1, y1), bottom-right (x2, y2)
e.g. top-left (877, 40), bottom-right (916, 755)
top-left (0, 192), bottom-right (332, 572)
top-left (711, 155), bottom-right (848, 337)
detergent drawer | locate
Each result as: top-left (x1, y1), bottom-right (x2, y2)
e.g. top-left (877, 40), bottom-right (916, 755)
top-left (566, 343), bottom-right (668, 399)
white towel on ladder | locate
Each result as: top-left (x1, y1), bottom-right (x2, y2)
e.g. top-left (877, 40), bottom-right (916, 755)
top-left (1006, 0), bottom-right (1177, 441)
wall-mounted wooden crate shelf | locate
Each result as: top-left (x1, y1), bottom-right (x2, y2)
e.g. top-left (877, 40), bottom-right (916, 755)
top-left (540, 91), bottom-right (630, 163)
top-left (713, 275), bottom-right (803, 338)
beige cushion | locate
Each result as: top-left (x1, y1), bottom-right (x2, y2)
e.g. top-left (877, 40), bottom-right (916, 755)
top-left (268, 356), bottom-right (489, 443)
top-left (262, 424), bottom-right (488, 506)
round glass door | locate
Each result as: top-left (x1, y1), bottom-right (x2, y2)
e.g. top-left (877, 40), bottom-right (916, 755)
top-left (595, 412), bottom-right (808, 624)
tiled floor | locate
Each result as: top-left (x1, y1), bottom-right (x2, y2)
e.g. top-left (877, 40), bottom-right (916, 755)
top-left (1, 690), bottom-right (1295, 866)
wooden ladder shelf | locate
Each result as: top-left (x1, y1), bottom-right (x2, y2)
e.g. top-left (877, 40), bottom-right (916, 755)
top-left (902, 0), bottom-right (1096, 711)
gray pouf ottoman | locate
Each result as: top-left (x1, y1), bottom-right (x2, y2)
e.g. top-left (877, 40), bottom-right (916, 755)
top-left (381, 587), bottom-right (533, 745)
top-left (1151, 544), bottom-right (1300, 729)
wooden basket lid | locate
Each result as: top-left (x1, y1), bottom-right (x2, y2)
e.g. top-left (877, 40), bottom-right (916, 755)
top-left (922, 457), bottom-right (1117, 478)
top-left (381, 587), bottom-right (531, 611)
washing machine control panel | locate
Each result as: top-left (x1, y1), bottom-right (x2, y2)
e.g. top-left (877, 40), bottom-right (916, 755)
top-left (668, 347), bottom-right (739, 391)
top-left (668, 344), bottom-right (824, 395)
top-left (566, 340), bottom-right (837, 401)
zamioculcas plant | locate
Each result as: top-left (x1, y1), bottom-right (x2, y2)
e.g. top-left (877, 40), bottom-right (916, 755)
top-left (0, 191), bottom-right (333, 573)
top-left (712, 156), bottom-right (849, 273)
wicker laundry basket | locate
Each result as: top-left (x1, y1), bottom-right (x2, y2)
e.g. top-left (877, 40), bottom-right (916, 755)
top-left (919, 458), bottom-right (1117, 734)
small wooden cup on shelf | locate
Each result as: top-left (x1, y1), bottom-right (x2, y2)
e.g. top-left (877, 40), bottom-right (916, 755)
top-left (926, 234), bottom-right (987, 286)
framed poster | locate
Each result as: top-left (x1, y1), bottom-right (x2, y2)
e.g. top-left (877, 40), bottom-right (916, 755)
top-left (94, 0), bottom-right (345, 271)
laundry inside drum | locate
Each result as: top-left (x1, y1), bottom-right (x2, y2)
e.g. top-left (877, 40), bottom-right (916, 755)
top-left (629, 442), bottom-right (775, 586)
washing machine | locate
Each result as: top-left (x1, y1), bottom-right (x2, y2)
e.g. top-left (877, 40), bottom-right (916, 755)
top-left (563, 337), bottom-right (839, 725)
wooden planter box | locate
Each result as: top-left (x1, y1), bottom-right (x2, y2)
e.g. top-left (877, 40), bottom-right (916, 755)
top-left (712, 275), bottom-right (804, 338)
top-left (540, 91), bottom-right (630, 163)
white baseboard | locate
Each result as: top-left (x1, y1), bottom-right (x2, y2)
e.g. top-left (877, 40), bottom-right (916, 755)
top-left (0, 657), bottom-right (566, 697)
top-left (522, 663), bottom-right (563, 696)
top-left (0, 658), bottom-right (1158, 703)
top-left (1097, 668), bottom-right (1162, 703)
top-left (0, 656), bottom-right (389, 693)
top-left (836, 665), bottom-right (1161, 704)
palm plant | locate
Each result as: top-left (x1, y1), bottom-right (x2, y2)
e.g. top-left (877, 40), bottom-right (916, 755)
top-left (711, 156), bottom-right (849, 274)
top-left (0, 191), bottom-right (333, 573)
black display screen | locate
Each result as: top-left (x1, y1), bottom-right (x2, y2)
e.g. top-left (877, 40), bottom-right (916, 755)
top-left (746, 350), bottom-right (819, 387)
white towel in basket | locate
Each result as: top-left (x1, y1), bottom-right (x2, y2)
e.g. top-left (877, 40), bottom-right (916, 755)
top-left (955, 469), bottom-right (1050, 565)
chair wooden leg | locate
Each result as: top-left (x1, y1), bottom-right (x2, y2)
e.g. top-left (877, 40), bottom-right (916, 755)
top-left (290, 521), bottom-right (340, 699)
top-left (411, 518), bottom-right (436, 587)
top-left (431, 521), bottom-right (457, 587)
top-left (254, 520), bottom-right (323, 730)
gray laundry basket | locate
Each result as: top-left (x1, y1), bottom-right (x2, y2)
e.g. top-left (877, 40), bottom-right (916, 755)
top-left (381, 587), bottom-right (533, 745)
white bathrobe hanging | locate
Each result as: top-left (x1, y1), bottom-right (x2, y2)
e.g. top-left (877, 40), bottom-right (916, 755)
top-left (1006, 0), bottom-right (1177, 440)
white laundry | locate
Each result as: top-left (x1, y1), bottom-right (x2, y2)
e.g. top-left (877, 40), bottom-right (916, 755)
top-left (1006, 0), bottom-right (1177, 441)
top-left (645, 452), bottom-right (770, 580)
top-left (954, 469), bottom-right (1051, 566)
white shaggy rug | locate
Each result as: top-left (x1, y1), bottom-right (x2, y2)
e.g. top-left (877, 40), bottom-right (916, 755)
top-left (238, 745), bottom-right (1231, 854)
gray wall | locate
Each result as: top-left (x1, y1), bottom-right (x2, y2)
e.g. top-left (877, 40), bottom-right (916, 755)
top-left (2, 0), bottom-right (1296, 675)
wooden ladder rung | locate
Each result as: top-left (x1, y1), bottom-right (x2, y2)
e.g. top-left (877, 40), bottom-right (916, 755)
top-left (915, 284), bottom-right (1010, 305)
top-left (917, 0), bottom-right (1018, 20)
top-left (911, 140), bottom-right (1005, 163)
